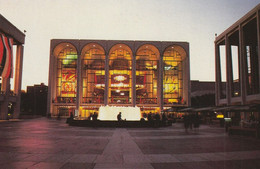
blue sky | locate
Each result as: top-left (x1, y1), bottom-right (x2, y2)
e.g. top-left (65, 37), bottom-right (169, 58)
top-left (0, 0), bottom-right (259, 90)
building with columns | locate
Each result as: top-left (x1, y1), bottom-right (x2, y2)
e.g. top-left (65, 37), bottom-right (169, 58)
top-left (215, 4), bottom-right (260, 121)
top-left (0, 14), bottom-right (25, 120)
top-left (48, 40), bottom-right (190, 118)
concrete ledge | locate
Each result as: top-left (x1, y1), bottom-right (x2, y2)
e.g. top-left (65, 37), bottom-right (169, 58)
top-left (67, 118), bottom-right (172, 128)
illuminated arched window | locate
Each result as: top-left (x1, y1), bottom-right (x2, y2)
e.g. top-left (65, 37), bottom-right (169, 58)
top-left (163, 45), bottom-right (186, 105)
top-left (81, 43), bottom-right (105, 104)
top-left (54, 43), bottom-right (77, 103)
top-left (109, 44), bottom-right (132, 104)
top-left (136, 45), bottom-right (159, 104)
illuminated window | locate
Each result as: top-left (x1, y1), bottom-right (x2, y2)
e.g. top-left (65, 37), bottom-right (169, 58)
top-left (55, 43), bottom-right (77, 103)
top-left (163, 46), bottom-right (185, 105)
top-left (136, 45), bottom-right (159, 104)
top-left (82, 43), bottom-right (105, 104)
top-left (109, 44), bottom-right (132, 104)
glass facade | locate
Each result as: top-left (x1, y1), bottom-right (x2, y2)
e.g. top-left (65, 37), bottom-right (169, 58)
top-left (163, 46), bottom-right (184, 105)
top-left (243, 18), bottom-right (259, 95)
top-left (109, 44), bottom-right (132, 104)
top-left (55, 44), bottom-right (77, 103)
top-left (136, 45), bottom-right (159, 105)
top-left (215, 4), bottom-right (260, 107)
top-left (229, 30), bottom-right (240, 97)
top-left (48, 40), bottom-right (190, 117)
top-left (82, 43), bottom-right (105, 104)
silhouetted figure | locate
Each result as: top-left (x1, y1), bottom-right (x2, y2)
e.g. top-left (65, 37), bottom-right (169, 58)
top-left (92, 112), bottom-right (98, 121)
top-left (154, 113), bottom-right (160, 127)
top-left (70, 112), bottom-right (74, 119)
top-left (183, 115), bottom-right (189, 132)
top-left (148, 112), bottom-right (152, 121)
top-left (162, 112), bottom-right (167, 125)
top-left (117, 112), bottom-right (122, 121)
top-left (57, 113), bottom-right (61, 120)
top-left (189, 114), bottom-right (195, 130)
top-left (194, 113), bottom-right (200, 131)
top-left (87, 113), bottom-right (93, 120)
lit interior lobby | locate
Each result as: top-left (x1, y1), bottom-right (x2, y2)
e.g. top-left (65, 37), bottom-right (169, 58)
top-left (47, 40), bottom-right (190, 120)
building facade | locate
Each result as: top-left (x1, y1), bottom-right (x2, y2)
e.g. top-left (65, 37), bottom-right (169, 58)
top-left (26, 83), bottom-right (48, 116)
top-left (0, 14), bottom-right (25, 120)
top-left (215, 4), bottom-right (260, 121)
top-left (48, 40), bottom-right (190, 118)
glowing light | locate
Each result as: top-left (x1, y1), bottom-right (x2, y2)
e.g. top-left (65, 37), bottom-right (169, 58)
top-left (111, 83), bottom-right (129, 87)
top-left (114, 75), bottom-right (126, 82)
top-left (98, 106), bottom-right (141, 121)
top-left (62, 54), bottom-right (77, 65)
top-left (217, 114), bottom-right (224, 119)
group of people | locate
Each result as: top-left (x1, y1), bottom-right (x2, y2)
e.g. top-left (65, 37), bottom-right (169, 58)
top-left (183, 113), bottom-right (200, 131)
top-left (87, 112), bottom-right (98, 121)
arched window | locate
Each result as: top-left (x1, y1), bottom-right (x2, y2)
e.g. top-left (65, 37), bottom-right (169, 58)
top-left (136, 45), bottom-right (159, 104)
top-left (81, 43), bottom-right (105, 104)
top-left (108, 44), bottom-right (132, 104)
top-left (53, 43), bottom-right (77, 104)
top-left (163, 45), bottom-right (186, 105)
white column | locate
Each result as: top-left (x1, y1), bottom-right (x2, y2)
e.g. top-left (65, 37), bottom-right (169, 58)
top-left (76, 52), bottom-right (82, 110)
top-left (104, 53), bottom-right (109, 105)
top-left (159, 53), bottom-right (163, 112)
top-left (132, 54), bottom-right (136, 106)
top-left (47, 50), bottom-right (55, 116)
top-left (13, 45), bottom-right (24, 118)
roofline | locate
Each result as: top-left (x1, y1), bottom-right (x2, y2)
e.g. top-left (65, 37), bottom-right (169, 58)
top-left (0, 14), bottom-right (25, 44)
top-left (215, 3), bottom-right (260, 43)
top-left (50, 39), bottom-right (189, 44)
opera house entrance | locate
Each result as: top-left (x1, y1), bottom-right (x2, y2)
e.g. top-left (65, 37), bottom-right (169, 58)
top-left (47, 40), bottom-right (190, 120)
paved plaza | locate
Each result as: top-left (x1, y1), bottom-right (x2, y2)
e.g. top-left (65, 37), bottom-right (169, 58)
top-left (0, 118), bottom-right (260, 169)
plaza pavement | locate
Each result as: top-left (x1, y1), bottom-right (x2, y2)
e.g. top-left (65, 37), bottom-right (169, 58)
top-left (0, 118), bottom-right (260, 169)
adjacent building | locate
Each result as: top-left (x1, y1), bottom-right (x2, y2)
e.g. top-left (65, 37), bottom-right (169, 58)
top-left (215, 4), bottom-right (260, 121)
top-left (48, 40), bottom-right (190, 118)
top-left (24, 83), bottom-right (48, 116)
top-left (0, 14), bottom-right (25, 120)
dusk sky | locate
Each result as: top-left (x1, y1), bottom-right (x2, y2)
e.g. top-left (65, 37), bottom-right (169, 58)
top-left (0, 0), bottom-right (259, 90)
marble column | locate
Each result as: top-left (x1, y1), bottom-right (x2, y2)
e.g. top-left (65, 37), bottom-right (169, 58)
top-left (132, 54), bottom-right (136, 106)
top-left (104, 53), bottom-right (109, 106)
top-left (13, 45), bottom-right (24, 119)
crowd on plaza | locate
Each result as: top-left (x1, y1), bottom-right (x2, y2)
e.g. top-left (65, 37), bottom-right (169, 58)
top-left (183, 113), bottom-right (200, 131)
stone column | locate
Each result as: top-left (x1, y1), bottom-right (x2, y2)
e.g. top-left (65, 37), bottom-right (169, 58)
top-left (215, 41), bottom-right (221, 106)
top-left (0, 78), bottom-right (10, 120)
top-left (47, 48), bottom-right (55, 116)
top-left (104, 53), bottom-right (109, 105)
top-left (132, 54), bottom-right (136, 106)
top-left (159, 53), bottom-right (163, 112)
top-left (13, 45), bottom-right (24, 119)
top-left (257, 10), bottom-right (260, 93)
top-left (239, 25), bottom-right (247, 105)
top-left (76, 52), bottom-right (81, 110)
top-left (225, 35), bottom-right (232, 105)
top-left (185, 49), bottom-right (191, 107)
